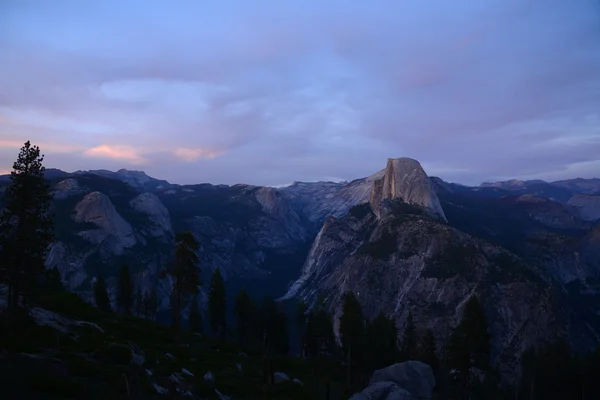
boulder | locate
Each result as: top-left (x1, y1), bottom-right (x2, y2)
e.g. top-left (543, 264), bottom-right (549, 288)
top-left (349, 381), bottom-right (412, 400)
top-left (369, 361), bottom-right (435, 399)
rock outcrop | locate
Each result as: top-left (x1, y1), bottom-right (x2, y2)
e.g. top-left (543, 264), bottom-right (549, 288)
top-left (568, 194), bottom-right (600, 221)
top-left (74, 191), bottom-right (136, 254)
top-left (52, 178), bottom-right (85, 200)
top-left (129, 192), bottom-right (173, 237)
top-left (349, 361), bottom-right (435, 400)
top-left (369, 158), bottom-right (446, 221)
top-left (283, 201), bottom-right (578, 380)
top-left (279, 158), bottom-right (446, 223)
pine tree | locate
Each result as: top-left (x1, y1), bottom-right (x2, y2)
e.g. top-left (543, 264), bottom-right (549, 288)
top-left (366, 312), bottom-right (399, 371)
top-left (296, 299), bottom-right (308, 357)
top-left (42, 267), bottom-right (64, 292)
top-left (94, 274), bottom-right (111, 313)
top-left (162, 231), bottom-right (201, 331)
top-left (188, 295), bottom-right (203, 334)
top-left (116, 264), bottom-right (134, 315)
top-left (147, 285), bottom-right (159, 320)
top-left (233, 289), bottom-right (254, 347)
top-left (418, 329), bottom-right (439, 373)
top-left (208, 268), bottom-right (227, 339)
top-left (0, 141), bottom-right (53, 310)
top-left (273, 304), bottom-right (290, 355)
top-left (445, 295), bottom-right (491, 395)
top-left (400, 311), bottom-right (418, 361)
top-left (134, 288), bottom-right (143, 317)
top-left (339, 290), bottom-right (366, 388)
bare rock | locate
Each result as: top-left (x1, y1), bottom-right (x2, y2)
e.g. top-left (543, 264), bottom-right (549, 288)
top-left (74, 191), bottom-right (136, 254)
top-left (129, 192), bottom-right (173, 236)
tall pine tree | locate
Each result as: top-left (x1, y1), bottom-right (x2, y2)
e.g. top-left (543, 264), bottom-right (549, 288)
top-left (0, 141), bottom-right (53, 310)
top-left (162, 231), bottom-right (201, 331)
top-left (94, 274), bottom-right (111, 313)
top-left (400, 311), bottom-right (418, 361)
top-left (366, 312), bottom-right (399, 371)
top-left (208, 268), bottom-right (227, 339)
top-left (233, 289), bottom-right (255, 347)
top-left (445, 295), bottom-right (491, 396)
top-left (339, 290), bottom-right (366, 388)
top-left (188, 295), bottom-right (203, 334)
top-left (147, 285), bottom-right (159, 320)
top-left (418, 328), bottom-right (439, 373)
top-left (296, 299), bottom-right (308, 358)
top-left (116, 264), bottom-right (134, 315)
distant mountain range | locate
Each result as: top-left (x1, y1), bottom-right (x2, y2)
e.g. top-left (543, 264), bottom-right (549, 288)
top-left (1, 161), bottom-right (599, 381)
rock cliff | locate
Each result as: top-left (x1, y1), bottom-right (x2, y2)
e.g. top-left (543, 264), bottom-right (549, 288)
top-left (74, 191), bottom-right (137, 254)
top-left (282, 200), bottom-right (582, 380)
top-left (369, 158), bottom-right (446, 221)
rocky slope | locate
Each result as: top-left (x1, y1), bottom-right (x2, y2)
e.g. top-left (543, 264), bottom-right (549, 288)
top-left (2, 172), bottom-right (314, 311)
top-left (283, 163), bottom-right (600, 381)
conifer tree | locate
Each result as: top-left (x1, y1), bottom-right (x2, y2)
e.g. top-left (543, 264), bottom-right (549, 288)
top-left (400, 311), bottom-right (418, 360)
top-left (116, 264), bottom-right (134, 315)
top-left (0, 141), bottom-right (53, 310)
top-left (162, 231), bottom-right (201, 331)
top-left (208, 268), bottom-right (227, 339)
top-left (366, 312), bottom-right (399, 371)
top-left (273, 304), bottom-right (290, 355)
top-left (134, 288), bottom-right (143, 317)
top-left (419, 328), bottom-right (439, 373)
top-left (339, 290), bottom-right (366, 387)
top-left (188, 295), bottom-right (203, 334)
top-left (233, 289), bottom-right (254, 347)
top-left (94, 274), bottom-right (111, 313)
top-left (147, 285), bottom-right (159, 320)
top-left (296, 299), bottom-right (308, 357)
top-left (42, 267), bottom-right (65, 292)
top-left (445, 295), bottom-right (491, 395)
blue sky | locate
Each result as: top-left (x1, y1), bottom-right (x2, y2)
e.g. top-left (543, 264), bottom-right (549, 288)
top-left (1, 0), bottom-right (599, 186)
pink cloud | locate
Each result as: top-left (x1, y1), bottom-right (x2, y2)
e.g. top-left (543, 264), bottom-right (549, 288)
top-left (84, 145), bottom-right (146, 164)
top-left (173, 147), bottom-right (223, 162)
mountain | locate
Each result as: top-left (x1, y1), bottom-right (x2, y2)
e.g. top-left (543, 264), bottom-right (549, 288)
top-left (72, 168), bottom-right (177, 191)
top-left (0, 172), bottom-right (315, 313)
top-left (2, 158), bottom-right (600, 382)
top-left (479, 177), bottom-right (600, 204)
top-left (282, 159), bottom-right (600, 381)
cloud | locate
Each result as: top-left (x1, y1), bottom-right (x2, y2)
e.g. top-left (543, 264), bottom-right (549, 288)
top-left (173, 148), bottom-right (222, 162)
top-left (0, 0), bottom-right (599, 185)
top-left (83, 145), bottom-right (146, 164)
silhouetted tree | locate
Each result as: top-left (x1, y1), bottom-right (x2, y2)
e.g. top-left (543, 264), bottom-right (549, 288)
top-left (305, 302), bottom-right (336, 394)
top-left (42, 267), bottom-right (64, 292)
top-left (339, 291), bottom-right (366, 389)
top-left (261, 296), bottom-right (290, 354)
top-left (445, 295), bottom-right (491, 397)
top-left (208, 268), bottom-right (227, 339)
top-left (147, 285), bottom-right (159, 320)
top-left (94, 274), bottom-right (111, 313)
top-left (188, 295), bottom-right (203, 334)
top-left (134, 288), bottom-right (143, 317)
top-left (400, 311), bottom-right (418, 361)
top-left (116, 264), bottom-right (134, 315)
top-left (0, 141), bottom-right (53, 311)
top-left (233, 289), bottom-right (254, 347)
top-left (366, 311), bottom-right (399, 371)
top-left (418, 328), bottom-right (439, 374)
top-left (296, 299), bottom-right (308, 357)
top-left (162, 231), bottom-right (201, 331)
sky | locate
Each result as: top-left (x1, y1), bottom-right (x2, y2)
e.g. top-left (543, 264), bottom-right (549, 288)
top-left (1, 0), bottom-right (599, 186)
